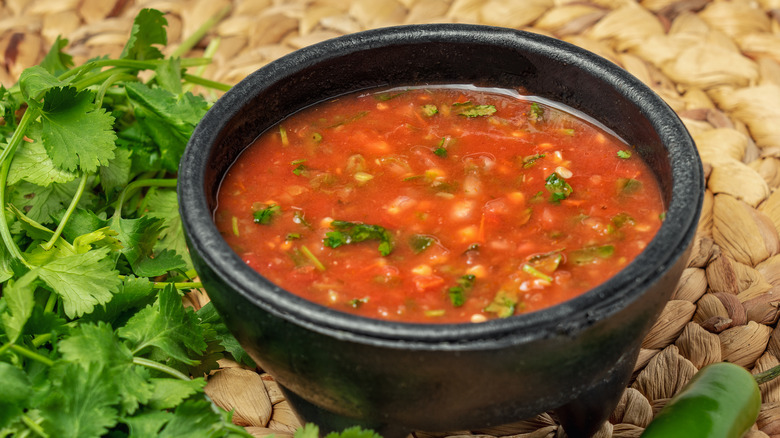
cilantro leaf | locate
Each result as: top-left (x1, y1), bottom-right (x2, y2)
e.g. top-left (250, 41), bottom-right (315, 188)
top-left (144, 189), bottom-right (193, 269)
top-left (39, 36), bottom-right (74, 76)
top-left (121, 8), bottom-right (168, 61)
top-left (296, 424), bottom-right (382, 438)
top-left (147, 377), bottom-right (207, 410)
top-left (111, 215), bottom-right (166, 275)
top-left (197, 302), bottom-right (256, 367)
top-left (123, 410), bottom-right (174, 438)
top-left (158, 398), bottom-right (251, 438)
top-left (133, 248), bottom-right (187, 277)
top-left (39, 362), bottom-right (120, 438)
top-left (18, 66), bottom-right (61, 104)
top-left (10, 179), bottom-right (89, 225)
top-left (617, 150), bottom-right (632, 159)
top-left (125, 82), bottom-right (209, 171)
top-left (7, 123), bottom-right (78, 186)
top-left (0, 269), bottom-right (37, 343)
top-left (0, 362), bottom-right (32, 429)
top-left (38, 246), bottom-right (121, 318)
top-left (99, 147), bottom-right (133, 196)
top-left (118, 286), bottom-right (207, 365)
top-left (324, 220), bottom-right (394, 256)
top-left (253, 203), bottom-right (280, 225)
top-left (81, 275), bottom-right (156, 326)
top-left (544, 172), bottom-right (573, 203)
top-left (59, 321), bottom-right (153, 414)
top-left (59, 208), bottom-right (111, 243)
top-left (39, 86), bottom-right (117, 173)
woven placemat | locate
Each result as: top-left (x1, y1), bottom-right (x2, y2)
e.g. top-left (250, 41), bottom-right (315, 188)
top-left (3, 1), bottom-right (780, 437)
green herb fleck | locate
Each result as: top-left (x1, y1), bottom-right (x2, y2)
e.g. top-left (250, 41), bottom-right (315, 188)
top-left (545, 172), bottom-right (574, 203)
top-left (253, 203), bottom-right (280, 225)
top-left (456, 104), bottom-right (497, 118)
top-left (421, 104), bottom-right (438, 117)
top-left (522, 264), bottom-right (553, 283)
top-left (433, 147), bottom-right (448, 157)
top-left (231, 216), bottom-right (240, 236)
top-left (300, 245), bottom-right (326, 271)
top-left (529, 102), bottom-right (544, 121)
top-left (617, 178), bottom-right (643, 196)
top-left (659, 211), bottom-right (667, 221)
top-left (611, 212), bottom-right (635, 228)
top-left (448, 274), bottom-right (476, 307)
top-left (570, 245), bottom-right (615, 265)
top-left (522, 153), bottom-right (546, 168)
top-left (348, 298), bottom-right (368, 308)
top-left (293, 210), bottom-right (311, 228)
top-left (409, 234), bottom-right (435, 254)
top-left (617, 150), bottom-right (632, 159)
top-left (323, 220), bottom-right (394, 256)
top-left (291, 159), bottom-right (307, 176)
top-left (484, 290), bottom-right (519, 318)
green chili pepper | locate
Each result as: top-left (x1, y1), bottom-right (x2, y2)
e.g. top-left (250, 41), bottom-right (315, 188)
top-left (640, 362), bottom-right (761, 438)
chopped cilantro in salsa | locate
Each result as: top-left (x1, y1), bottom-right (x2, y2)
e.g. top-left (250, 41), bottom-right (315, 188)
top-left (545, 172), bottom-right (574, 203)
top-left (448, 274), bottom-right (476, 307)
top-left (324, 220), bottom-right (394, 256)
top-left (253, 203), bottom-right (280, 225)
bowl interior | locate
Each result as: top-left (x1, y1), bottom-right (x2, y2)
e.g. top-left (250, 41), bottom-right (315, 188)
top-left (179, 24), bottom-right (703, 343)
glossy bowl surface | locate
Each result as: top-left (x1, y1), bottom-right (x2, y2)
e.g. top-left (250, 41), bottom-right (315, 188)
top-left (178, 24), bottom-right (703, 437)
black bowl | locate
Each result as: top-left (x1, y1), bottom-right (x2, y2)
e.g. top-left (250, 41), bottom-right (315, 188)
top-left (178, 24), bottom-right (703, 438)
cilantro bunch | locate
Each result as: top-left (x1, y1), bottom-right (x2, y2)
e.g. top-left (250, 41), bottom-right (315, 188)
top-left (0, 9), bottom-right (257, 437)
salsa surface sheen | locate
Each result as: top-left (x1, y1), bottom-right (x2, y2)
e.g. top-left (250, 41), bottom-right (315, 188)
top-left (214, 85), bottom-right (665, 323)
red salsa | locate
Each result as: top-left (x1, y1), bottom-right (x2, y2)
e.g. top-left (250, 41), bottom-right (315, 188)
top-left (214, 85), bottom-right (665, 323)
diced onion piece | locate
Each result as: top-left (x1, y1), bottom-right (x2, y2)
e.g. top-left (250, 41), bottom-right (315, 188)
top-left (463, 175), bottom-right (482, 196)
top-left (466, 265), bottom-right (486, 278)
top-left (555, 166), bottom-right (573, 178)
top-left (386, 196), bottom-right (415, 215)
top-left (471, 314), bottom-right (488, 323)
top-left (354, 172), bottom-right (374, 183)
top-left (451, 200), bottom-right (475, 220)
top-left (458, 225), bottom-right (479, 241)
top-left (412, 264), bottom-right (432, 276)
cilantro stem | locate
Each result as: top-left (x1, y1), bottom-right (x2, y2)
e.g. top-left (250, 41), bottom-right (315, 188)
top-left (9, 344), bottom-right (55, 366)
top-left (95, 71), bottom-right (137, 108)
top-left (152, 281), bottom-right (203, 290)
top-left (32, 333), bottom-right (52, 348)
top-left (182, 73), bottom-right (232, 92)
top-left (21, 414), bottom-right (49, 438)
top-left (170, 5), bottom-right (231, 58)
top-left (0, 148), bottom-right (31, 267)
top-left (41, 172), bottom-right (89, 251)
top-left (58, 58), bottom-right (210, 84)
top-left (44, 291), bottom-right (58, 313)
top-left (133, 356), bottom-right (191, 381)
